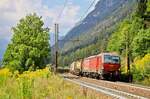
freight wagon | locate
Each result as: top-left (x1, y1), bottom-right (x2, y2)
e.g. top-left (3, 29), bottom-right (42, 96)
top-left (70, 60), bottom-right (82, 75)
top-left (70, 53), bottom-right (121, 80)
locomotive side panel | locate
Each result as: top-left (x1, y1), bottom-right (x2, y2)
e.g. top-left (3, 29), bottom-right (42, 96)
top-left (82, 59), bottom-right (90, 72)
top-left (98, 55), bottom-right (103, 73)
top-left (82, 56), bottom-right (100, 73)
top-left (89, 57), bottom-right (100, 72)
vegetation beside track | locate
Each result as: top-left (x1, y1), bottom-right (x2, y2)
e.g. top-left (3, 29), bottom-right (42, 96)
top-left (0, 67), bottom-right (109, 99)
top-left (132, 54), bottom-right (150, 86)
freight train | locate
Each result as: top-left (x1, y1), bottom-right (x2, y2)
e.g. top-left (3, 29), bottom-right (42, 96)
top-left (70, 53), bottom-right (121, 80)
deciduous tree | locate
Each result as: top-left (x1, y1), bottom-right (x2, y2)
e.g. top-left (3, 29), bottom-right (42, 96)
top-left (3, 13), bottom-right (51, 72)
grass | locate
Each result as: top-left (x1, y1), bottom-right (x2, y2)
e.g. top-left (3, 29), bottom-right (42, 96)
top-left (133, 78), bottom-right (150, 86)
top-left (0, 68), bottom-right (109, 99)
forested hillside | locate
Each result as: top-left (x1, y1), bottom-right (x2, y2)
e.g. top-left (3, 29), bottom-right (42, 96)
top-left (60, 0), bottom-right (136, 54)
top-left (58, 0), bottom-right (137, 66)
top-left (107, 0), bottom-right (150, 83)
top-left (108, 0), bottom-right (150, 60)
top-left (58, 0), bottom-right (150, 71)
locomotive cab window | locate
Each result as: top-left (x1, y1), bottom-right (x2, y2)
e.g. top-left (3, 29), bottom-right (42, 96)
top-left (104, 55), bottom-right (120, 64)
top-left (104, 55), bottom-right (112, 63)
top-left (112, 56), bottom-right (120, 64)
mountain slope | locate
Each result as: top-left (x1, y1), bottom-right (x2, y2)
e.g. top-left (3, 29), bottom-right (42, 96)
top-left (59, 0), bottom-right (136, 53)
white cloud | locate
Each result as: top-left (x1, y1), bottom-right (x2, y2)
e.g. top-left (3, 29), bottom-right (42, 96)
top-left (0, 0), bottom-right (80, 38)
top-left (49, 2), bottom-right (80, 35)
top-left (58, 3), bottom-right (80, 31)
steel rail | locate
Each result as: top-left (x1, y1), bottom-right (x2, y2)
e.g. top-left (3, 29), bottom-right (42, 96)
top-left (65, 78), bottom-right (126, 99)
top-left (115, 81), bottom-right (150, 91)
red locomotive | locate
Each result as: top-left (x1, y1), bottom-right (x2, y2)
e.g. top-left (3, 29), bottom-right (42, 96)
top-left (70, 53), bottom-right (121, 80)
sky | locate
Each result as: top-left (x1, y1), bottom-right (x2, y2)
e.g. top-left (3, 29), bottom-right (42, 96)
top-left (0, 0), bottom-right (99, 41)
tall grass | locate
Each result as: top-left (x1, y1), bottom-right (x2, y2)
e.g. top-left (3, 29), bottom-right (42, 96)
top-left (0, 68), bottom-right (107, 99)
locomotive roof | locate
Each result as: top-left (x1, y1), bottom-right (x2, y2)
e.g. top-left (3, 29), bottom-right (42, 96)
top-left (98, 52), bottom-right (119, 56)
top-left (85, 52), bottom-right (119, 59)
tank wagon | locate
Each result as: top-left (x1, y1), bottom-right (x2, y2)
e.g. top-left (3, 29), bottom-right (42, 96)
top-left (70, 53), bottom-right (121, 80)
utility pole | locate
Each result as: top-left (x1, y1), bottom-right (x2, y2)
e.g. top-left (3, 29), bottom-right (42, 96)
top-left (125, 30), bottom-right (132, 82)
top-left (126, 39), bottom-right (130, 73)
top-left (126, 40), bottom-right (132, 82)
top-left (54, 23), bottom-right (59, 73)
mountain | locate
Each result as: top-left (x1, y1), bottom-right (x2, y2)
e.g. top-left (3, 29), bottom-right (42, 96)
top-left (50, 33), bottom-right (64, 46)
top-left (59, 0), bottom-right (137, 54)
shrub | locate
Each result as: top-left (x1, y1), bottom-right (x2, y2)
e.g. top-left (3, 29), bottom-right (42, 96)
top-left (0, 67), bottom-right (104, 99)
top-left (132, 54), bottom-right (150, 82)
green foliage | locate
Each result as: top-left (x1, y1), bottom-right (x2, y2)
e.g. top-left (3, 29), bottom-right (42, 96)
top-left (107, 12), bottom-right (150, 79)
top-left (0, 68), bottom-right (106, 99)
top-left (2, 13), bottom-right (51, 72)
top-left (107, 11), bottom-right (150, 83)
top-left (131, 54), bottom-right (150, 82)
top-left (146, 1), bottom-right (150, 12)
top-left (58, 41), bottom-right (103, 67)
top-left (132, 29), bottom-right (150, 57)
top-left (107, 16), bottom-right (144, 57)
top-left (137, 0), bottom-right (147, 17)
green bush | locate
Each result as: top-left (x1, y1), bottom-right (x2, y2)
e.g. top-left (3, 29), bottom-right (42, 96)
top-left (132, 54), bottom-right (150, 83)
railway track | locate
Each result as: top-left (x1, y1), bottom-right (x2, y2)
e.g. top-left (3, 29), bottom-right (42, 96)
top-left (115, 81), bottom-right (150, 90)
top-left (61, 74), bottom-right (150, 99)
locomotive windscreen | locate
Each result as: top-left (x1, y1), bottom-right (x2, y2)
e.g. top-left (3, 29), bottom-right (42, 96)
top-left (104, 55), bottom-right (120, 64)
